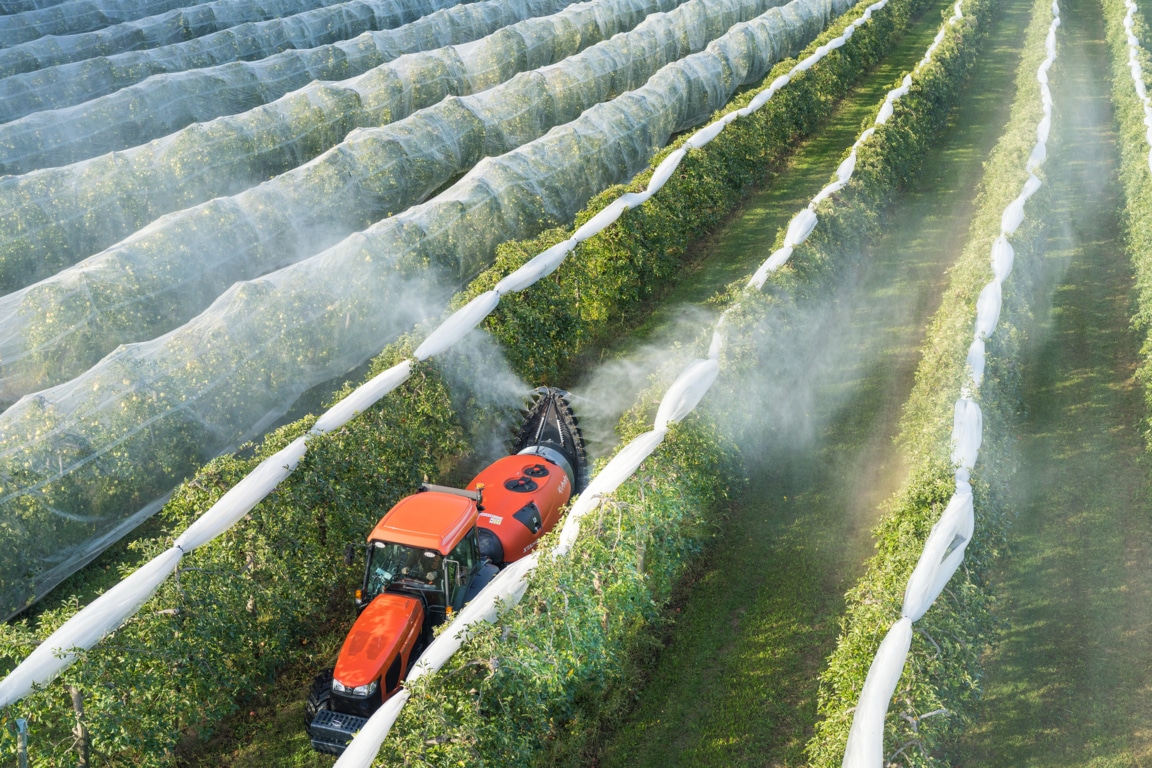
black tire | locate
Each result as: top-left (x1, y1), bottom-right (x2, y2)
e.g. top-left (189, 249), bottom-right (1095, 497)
top-left (304, 668), bottom-right (334, 733)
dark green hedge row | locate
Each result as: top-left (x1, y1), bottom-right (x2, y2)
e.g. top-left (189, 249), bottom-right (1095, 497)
top-left (375, 0), bottom-right (1007, 760)
top-left (803, 0), bottom-right (1056, 762)
top-left (0, 342), bottom-right (471, 766)
top-left (1104, 0), bottom-right (1152, 445)
top-left (461, 0), bottom-right (941, 383)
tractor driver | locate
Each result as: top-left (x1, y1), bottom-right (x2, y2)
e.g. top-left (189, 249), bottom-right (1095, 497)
top-left (421, 552), bottom-right (443, 583)
top-left (400, 549), bottom-right (443, 583)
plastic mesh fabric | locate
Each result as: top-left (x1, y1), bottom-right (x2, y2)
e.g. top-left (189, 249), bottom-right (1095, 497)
top-left (841, 2), bottom-right (1060, 760)
top-left (0, 0), bottom-right (778, 399)
top-left (0, 0), bottom-right (476, 171)
top-left (0, 0), bottom-right (212, 46)
top-left (0, 0), bottom-right (483, 120)
top-left (0, 0), bottom-right (633, 284)
top-left (0, 0), bottom-right (71, 15)
top-left (0, 0), bottom-right (844, 620)
top-left (0, 0), bottom-right (347, 78)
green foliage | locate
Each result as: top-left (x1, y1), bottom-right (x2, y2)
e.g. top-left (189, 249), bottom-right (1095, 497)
top-left (378, 417), bottom-right (738, 766)
top-left (373, 0), bottom-right (1006, 760)
top-left (0, 343), bottom-right (468, 766)
top-left (1103, 0), bottom-right (1152, 447)
top-left (461, 0), bottom-right (939, 383)
top-left (802, 0), bottom-right (1058, 761)
top-left (0, 0), bottom-right (1003, 762)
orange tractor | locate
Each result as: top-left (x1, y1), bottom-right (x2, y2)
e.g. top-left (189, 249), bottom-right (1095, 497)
top-left (305, 388), bottom-right (587, 755)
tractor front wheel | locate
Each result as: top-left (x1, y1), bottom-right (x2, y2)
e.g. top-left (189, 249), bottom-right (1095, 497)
top-left (304, 668), bottom-right (334, 732)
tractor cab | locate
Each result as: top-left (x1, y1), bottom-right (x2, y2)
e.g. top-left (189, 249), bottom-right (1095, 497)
top-left (357, 485), bottom-right (497, 634)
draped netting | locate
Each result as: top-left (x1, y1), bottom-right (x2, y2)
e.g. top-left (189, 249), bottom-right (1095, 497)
top-left (0, 0), bottom-right (350, 79)
top-left (839, 3), bottom-right (1058, 763)
top-left (1122, 0), bottom-right (1152, 171)
top-left (0, 0), bottom-right (841, 627)
top-left (0, 0), bottom-right (495, 121)
top-left (0, 0), bottom-right (215, 46)
top-left (0, 0), bottom-right (483, 172)
top-left (0, 0), bottom-right (71, 17)
top-left (0, 0), bottom-right (780, 402)
top-left (0, 0), bottom-right (652, 285)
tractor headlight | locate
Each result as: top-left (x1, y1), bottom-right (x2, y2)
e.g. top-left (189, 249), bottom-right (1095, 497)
top-left (332, 678), bottom-right (377, 697)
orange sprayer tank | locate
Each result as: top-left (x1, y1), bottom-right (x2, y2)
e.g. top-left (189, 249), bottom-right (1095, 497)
top-left (469, 454), bottom-right (573, 565)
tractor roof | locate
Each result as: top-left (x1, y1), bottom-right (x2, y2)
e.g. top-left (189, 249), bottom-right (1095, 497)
top-left (368, 491), bottom-right (477, 554)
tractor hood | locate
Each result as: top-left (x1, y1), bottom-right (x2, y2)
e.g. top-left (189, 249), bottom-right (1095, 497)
top-left (334, 593), bottom-right (423, 689)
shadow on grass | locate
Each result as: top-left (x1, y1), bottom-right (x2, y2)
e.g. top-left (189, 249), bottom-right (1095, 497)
top-left (955, 0), bottom-right (1152, 763)
top-left (589, 0), bottom-right (1035, 762)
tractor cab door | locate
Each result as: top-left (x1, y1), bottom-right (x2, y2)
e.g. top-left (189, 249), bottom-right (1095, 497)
top-left (444, 528), bottom-right (496, 612)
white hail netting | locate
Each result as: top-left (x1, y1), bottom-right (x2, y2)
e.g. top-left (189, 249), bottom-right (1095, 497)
top-left (0, 0), bottom-right (681, 300)
top-left (0, 0), bottom-right (211, 46)
top-left (0, 0), bottom-right (855, 710)
top-left (0, 0), bottom-right (69, 15)
top-left (0, 0), bottom-right (480, 173)
top-left (0, 0), bottom-right (784, 402)
top-left (0, 0), bottom-right (349, 79)
top-left (0, 0), bottom-right (491, 122)
top-left (0, 0), bottom-right (584, 280)
top-left (840, 4), bottom-right (1059, 765)
top-left (1124, 0), bottom-right (1152, 171)
top-left (746, 0), bottom-right (958, 289)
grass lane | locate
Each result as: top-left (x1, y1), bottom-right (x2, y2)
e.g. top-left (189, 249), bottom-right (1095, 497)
top-left (589, 0), bottom-right (1036, 762)
top-left (615, 0), bottom-right (977, 351)
top-left (955, 0), bottom-right (1152, 762)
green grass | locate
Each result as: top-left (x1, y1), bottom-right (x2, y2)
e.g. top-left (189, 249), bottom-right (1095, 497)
top-left (589, 0), bottom-right (1037, 761)
top-left (955, 0), bottom-right (1152, 762)
top-left (611, 0), bottom-right (969, 352)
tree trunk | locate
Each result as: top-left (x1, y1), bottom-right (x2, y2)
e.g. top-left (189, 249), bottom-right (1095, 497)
top-left (68, 685), bottom-right (90, 768)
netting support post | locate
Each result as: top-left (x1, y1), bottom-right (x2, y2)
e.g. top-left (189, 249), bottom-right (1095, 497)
top-left (68, 686), bottom-right (89, 768)
top-left (15, 718), bottom-right (28, 768)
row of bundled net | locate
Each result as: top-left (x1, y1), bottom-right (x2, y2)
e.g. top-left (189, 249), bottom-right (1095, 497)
top-left (0, 0), bottom-right (764, 401)
top-left (0, 0), bottom-right (471, 171)
top-left (334, 0), bottom-right (889, 754)
top-left (0, 0), bottom-right (69, 17)
top-left (0, 0), bottom-right (207, 46)
top-left (0, 0), bottom-right (573, 179)
top-left (0, 0), bottom-right (638, 288)
top-left (0, 0), bottom-right (348, 78)
top-left (0, 0), bottom-right (483, 122)
top-left (0, 0), bottom-right (844, 624)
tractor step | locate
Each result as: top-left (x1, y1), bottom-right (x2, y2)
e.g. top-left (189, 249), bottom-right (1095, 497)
top-left (309, 708), bottom-right (369, 755)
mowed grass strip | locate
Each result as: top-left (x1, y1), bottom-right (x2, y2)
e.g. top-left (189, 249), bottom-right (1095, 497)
top-left (614, 0), bottom-right (959, 351)
top-left (592, 0), bottom-right (1035, 762)
top-left (956, 0), bottom-right (1152, 762)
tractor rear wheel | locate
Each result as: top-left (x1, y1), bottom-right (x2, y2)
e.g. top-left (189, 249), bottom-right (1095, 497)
top-left (304, 668), bottom-right (334, 733)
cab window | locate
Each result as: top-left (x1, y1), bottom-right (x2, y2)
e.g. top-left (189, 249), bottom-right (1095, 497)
top-left (447, 530), bottom-right (479, 571)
